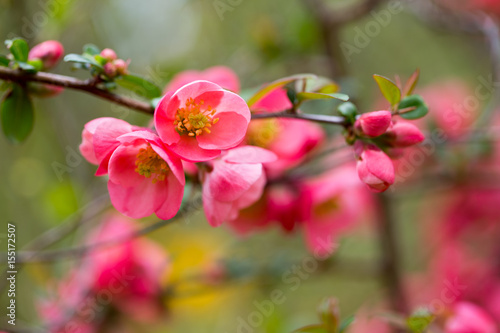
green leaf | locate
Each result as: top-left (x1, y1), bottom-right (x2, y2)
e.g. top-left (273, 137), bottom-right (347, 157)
top-left (407, 310), bottom-right (434, 333)
top-left (318, 298), bottom-right (340, 332)
top-left (1, 84), bottom-right (34, 143)
top-left (338, 102), bottom-right (357, 124)
top-left (64, 53), bottom-right (103, 68)
top-left (398, 95), bottom-right (429, 120)
top-left (247, 74), bottom-right (317, 108)
top-left (293, 324), bottom-right (328, 333)
top-left (0, 55), bottom-right (10, 67)
top-left (6, 38), bottom-right (29, 62)
top-left (295, 76), bottom-right (340, 94)
top-left (115, 74), bottom-right (163, 99)
top-left (403, 68), bottom-right (420, 97)
top-left (83, 44), bottom-right (101, 56)
top-left (27, 59), bottom-right (43, 71)
top-left (17, 61), bottom-right (37, 73)
top-left (373, 74), bottom-right (401, 107)
top-left (339, 316), bottom-right (355, 333)
top-left (94, 54), bottom-right (107, 66)
top-left (296, 92), bottom-right (349, 102)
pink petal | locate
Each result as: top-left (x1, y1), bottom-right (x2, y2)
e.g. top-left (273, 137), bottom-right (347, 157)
top-left (202, 184), bottom-right (237, 227)
top-left (93, 118), bottom-right (133, 161)
top-left (107, 180), bottom-right (156, 219)
top-left (196, 112), bottom-right (249, 150)
top-left (172, 80), bottom-right (225, 106)
top-left (154, 173), bottom-right (184, 220)
top-left (206, 161), bottom-right (263, 202)
top-left (212, 90), bottom-right (251, 122)
top-left (169, 135), bottom-right (221, 162)
top-left (224, 146), bottom-right (277, 164)
top-left (154, 93), bottom-right (181, 145)
top-left (108, 144), bottom-right (148, 188)
top-left (252, 87), bottom-right (292, 112)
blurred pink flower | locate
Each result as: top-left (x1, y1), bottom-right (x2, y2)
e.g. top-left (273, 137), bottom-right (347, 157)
top-left (38, 215), bottom-right (170, 332)
top-left (300, 165), bottom-right (371, 256)
top-left (354, 110), bottom-right (392, 138)
top-left (106, 130), bottom-right (185, 219)
top-left (202, 146), bottom-right (276, 226)
top-left (28, 40), bottom-right (64, 70)
top-left (155, 80), bottom-right (250, 162)
top-left (445, 302), bottom-right (497, 333)
top-left (247, 87), bottom-right (325, 177)
top-left (165, 66), bottom-right (240, 93)
top-left (354, 141), bottom-right (395, 192)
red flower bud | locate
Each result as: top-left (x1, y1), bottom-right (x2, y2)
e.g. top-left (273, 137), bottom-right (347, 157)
top-left (100, 48), bottom-right (117, 62)
top-left (28, 40), bottom-right (64, 70)
top-left (354, 141), bottom-right (394, 193)
top-left (354, 110), bottom-right (392, 137)
top-left (103, 62), bottom-right (117, 77)
top-left (114, 59), bottom-right (129, 75)
top-left (386, 121), bottom-right (425, 147)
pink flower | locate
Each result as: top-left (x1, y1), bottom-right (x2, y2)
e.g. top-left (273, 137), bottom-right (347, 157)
top-left (202, 146), bottom-right (276, 227)
top-left (247, 88), bottom-right (325, 177)
top-left (165, 66), bottom-right (240, 93)
top-left (385, 121), bottom-right (425, 147)
top-left (354, 141), bottom-right (395, 192)
top-left (300, 165), bottom-right (371, 256)
top-left (445, 302), bottom-right (497, 333)
top-left (38, 215), bottom-right (170, 330)
top-left (79, 117), bottom-right (136, 175)
top-left (28, 40), bottom-right (64, 70)
top-left (105, 130), bottom-right (185, 219)
top-left (155, 80), bottom-right (251, 162)
top-left (355, 111), bottom-right (392, 137)
top-left (87, 215), bottom-right (170, 322)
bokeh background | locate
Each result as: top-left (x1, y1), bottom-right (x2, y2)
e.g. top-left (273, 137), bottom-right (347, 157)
top-left (0, 0), bottom-right (495, 332)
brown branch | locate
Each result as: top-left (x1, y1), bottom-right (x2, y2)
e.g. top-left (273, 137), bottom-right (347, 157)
top-left (0, 66), bottom-right (155, 114)
top-left (0, 67), bottom-right (351, 126)
top-left (376, 193), bottom-right (409, 316)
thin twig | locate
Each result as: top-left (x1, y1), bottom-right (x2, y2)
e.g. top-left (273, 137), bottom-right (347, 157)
top-left (9, 196), bottom-right (202, 263)
top-left (251, 110), bottom-right (348, 126)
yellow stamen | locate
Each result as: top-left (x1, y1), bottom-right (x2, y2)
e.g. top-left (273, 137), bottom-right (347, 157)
top-left (174, 98), bottom-right (219, 137)
top-left (134, 144), bottom-right (170, 184)
top-left (246, 119), bottom-right (281, 148)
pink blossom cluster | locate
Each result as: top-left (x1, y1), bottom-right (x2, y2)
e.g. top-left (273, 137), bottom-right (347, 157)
top-left (99, 48), bottom-right (129, 78)
top-left (38, 215), bottom-right (169, 332)
top-left (352, 110), bottom-right (425, 192)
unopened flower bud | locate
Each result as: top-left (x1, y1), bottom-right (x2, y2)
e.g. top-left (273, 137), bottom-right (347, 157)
top-left (100, 48), bottom-right (117, 62)
top-left (28, 40), bottom-right (64, 70)
top-left (354, 110), bottom-right (392, 138)
top-left (354, 141), bottom-right (394, 193)
top-left (385, 121), bottom-right (425, 147)
top-left (103, 62), bottom-right (117, 77)
top-left (114, 59), bottom-right (128, 75)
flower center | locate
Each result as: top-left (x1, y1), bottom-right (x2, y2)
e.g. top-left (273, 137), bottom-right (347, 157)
top-left (135, 144), bottom-right (169, 184)
top-left (174, 98), bottom-right (219, 137)
top-left (313, 197), bottom-right (340, 218)
top-left (246, 119), bottom-right (281, 148)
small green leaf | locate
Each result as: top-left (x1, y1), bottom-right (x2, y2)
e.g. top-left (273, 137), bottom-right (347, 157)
top-left (247, 74), bottom-right (317, 108)
top-left (286, 87), bottom-right (298, 105)
top-left (296, 92), bottom-right (349, 102)
top-left (318, 298), bottom-right (340, 332)
top-left (64, 53), bottom-right (103, 69)
top-left (407, 310), bottom-right (434, 333)
top-left (115, 74), bottom-right (163, 99)
top-left (94, 54), bottom-right (107, 66)
top-left (398, 95), bottom-right (429, 120)
top-left (1, 84), bottom-right (34, 143)
top-left (339, 316), bottom-right (355, 333)
top-left (0, 55), bottom-right (10, 67)
top-left (338, 102), bottom-right (358, 123)
top-left (295, 76), bottom-right (340, 94)
top-left (293, 324), bottom-right (328, 333)
top-left (17, 61), bottom-right (37, 73)
top-left (6, 38), bottom-right (29, 62)
top-left (403, 69), bottom-right (420, 97)
top-left (27, 59), bottom-right (43, 71)
top-left (83, 44), bottom-right (101, 56)
top-left (373, 74), bottom-right (401, 107)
